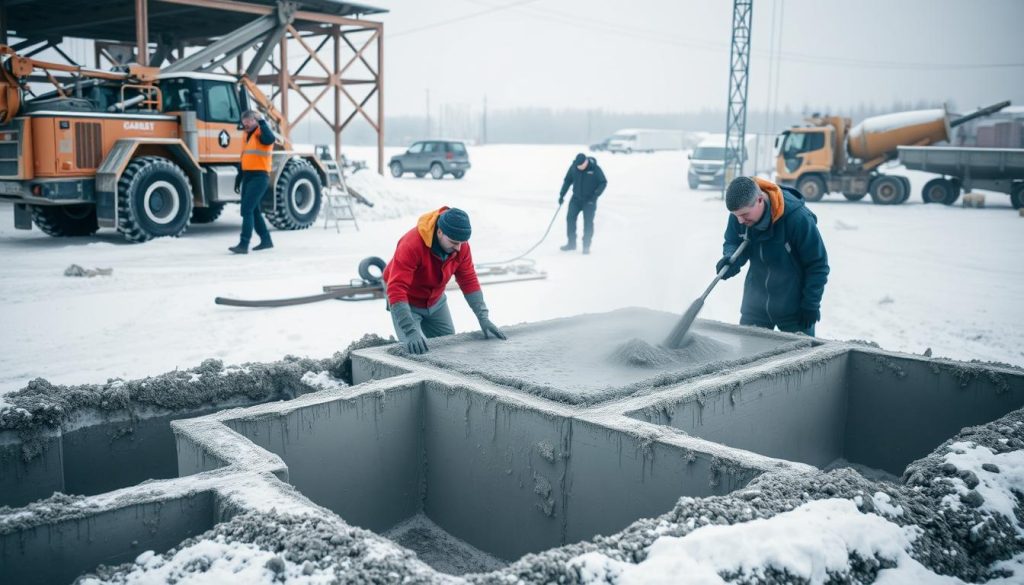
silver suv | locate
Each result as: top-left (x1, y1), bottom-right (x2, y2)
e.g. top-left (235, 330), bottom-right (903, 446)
top-left (389, 140), bottom-right (471, 180)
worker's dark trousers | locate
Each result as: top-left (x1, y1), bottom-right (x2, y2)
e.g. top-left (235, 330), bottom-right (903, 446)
top-left (239, 172), bottom-right (272, 246)
top-left (389, 294), bottom-right (456, 341)
top-left (741, 315), bottom-right (815, 337)
top-left (566, 198), bottom-right (597, 249)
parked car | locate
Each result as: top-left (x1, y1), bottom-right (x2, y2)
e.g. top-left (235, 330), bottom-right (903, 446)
top-left (389, 140), bottom-right (471, 179)
top-left (589, 137), bottom-right (611, 152)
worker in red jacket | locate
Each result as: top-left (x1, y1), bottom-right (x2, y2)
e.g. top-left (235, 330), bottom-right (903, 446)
top-left (382, 207), bottom-right (506, 354)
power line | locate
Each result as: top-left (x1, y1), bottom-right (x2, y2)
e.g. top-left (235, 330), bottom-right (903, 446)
top-left (390, 0), bottom-right (543, 38)
top-left (462, 0), bottom-right (1024, 71)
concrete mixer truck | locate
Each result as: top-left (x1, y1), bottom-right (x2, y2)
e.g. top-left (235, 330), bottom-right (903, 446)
top-left (775, 101), bottom-right (1009, 205)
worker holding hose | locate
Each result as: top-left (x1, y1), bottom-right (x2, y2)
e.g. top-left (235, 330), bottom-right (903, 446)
top-left (383, 207), bottom-right (506, 355)
top-left (719, 177), bottom-right (830, 336)
top-left (558, 153), bottom-right (607, 255)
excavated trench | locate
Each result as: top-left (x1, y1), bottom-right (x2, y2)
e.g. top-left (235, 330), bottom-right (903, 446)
top-left (629, 348), bottom-right (1024, 477)
top-left (2, 311), bottom-right (1023, 582)
top-left (224, 379), bottom-right (760, 574)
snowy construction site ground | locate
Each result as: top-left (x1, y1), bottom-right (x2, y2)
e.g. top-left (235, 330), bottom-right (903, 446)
top-left (0, 144), bottom-right (1022, 400)
top-left (2, 144), bottom-right (1024, 585)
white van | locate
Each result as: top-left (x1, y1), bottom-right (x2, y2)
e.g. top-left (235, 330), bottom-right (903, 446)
top-left (606, 129), bottom-right (686, 154)
top-left (687, 134), bottom-right (776, 189)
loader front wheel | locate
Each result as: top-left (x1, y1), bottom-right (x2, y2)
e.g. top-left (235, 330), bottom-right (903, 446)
top-left (117, 156), bottom-right (193, 242)
top-left (266, 158), bottom-right (322, 230)
top-left (31, 204), bottom-right (99, 237)
top-left (191, 202), bottom-right (225, 224)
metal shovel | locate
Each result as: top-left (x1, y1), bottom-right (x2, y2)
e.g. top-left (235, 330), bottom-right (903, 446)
top-left (663, 238), bottom-right (750, 348)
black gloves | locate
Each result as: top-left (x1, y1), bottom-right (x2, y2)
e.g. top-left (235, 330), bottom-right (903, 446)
top-left (465, 291), bottom-right (506, 340)
top-left (234, 173), bottom-right (242, 194)
top-left (390, 302), bottom-right (429, 355)
top-left (716, 255), bottom-right (742, 280)
top-left (799, 308), bottom-right (820, 330)
top-left (558, 194), bottom-right (565, 205)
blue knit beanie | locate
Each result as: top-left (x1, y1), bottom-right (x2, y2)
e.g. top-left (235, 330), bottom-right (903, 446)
top-left (437, 208), bottom-right (472, 241)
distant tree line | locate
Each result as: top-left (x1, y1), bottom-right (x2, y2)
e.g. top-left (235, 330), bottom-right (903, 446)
top-left (292, 99), bottom-right (948, 147)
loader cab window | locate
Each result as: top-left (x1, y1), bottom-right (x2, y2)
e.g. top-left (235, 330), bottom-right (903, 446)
top-left (204, 81), bottom-right (241, 124)
top-left (781, 131), bottom-right (826, 172)
top-left (159, 78), bottom-right (200, 112)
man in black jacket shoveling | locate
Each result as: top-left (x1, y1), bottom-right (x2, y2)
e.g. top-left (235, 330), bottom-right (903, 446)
top-left (558, 153), bottom-right (607, 255)
top-left (718, 176), bottom-right (829, 336)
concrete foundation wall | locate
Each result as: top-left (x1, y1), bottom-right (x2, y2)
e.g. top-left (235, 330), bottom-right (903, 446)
top-left (421, 382), bottom-right (570, 560)
top-left (1, 406), bottom-right (270, 509)
top-left (0, 432), bottom-right (63, 509)
top-left (633, 355), bottom-right (850, 469)
top-left (846, 351), bottom-right (1024, 475)
top-left (0, 492), bottom-right (215, 585)
top-left (227, 384), bottom-right (424, 533)
top-left (565, 418), bottom-right (758, 545)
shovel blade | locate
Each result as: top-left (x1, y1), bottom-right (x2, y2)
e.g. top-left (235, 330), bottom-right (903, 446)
top-left (663, 298), bottom-right (704, 349)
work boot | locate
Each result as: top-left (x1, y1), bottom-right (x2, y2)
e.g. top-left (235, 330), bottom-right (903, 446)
top-left (559, 242), bottom-right (576, 252)
top-left (228, 244), bottom-right (248, 255)
top-left (253, 240), bottom-right (274, 251)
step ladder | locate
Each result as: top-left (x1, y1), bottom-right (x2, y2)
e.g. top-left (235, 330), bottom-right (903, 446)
top-left (316, 145), bottom-right (359, 233)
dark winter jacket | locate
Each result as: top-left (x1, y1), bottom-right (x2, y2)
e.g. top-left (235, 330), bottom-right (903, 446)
top-left (723, 178), bottom-right (829, 324)
top-left (559, 157), bottom-right (607, 202)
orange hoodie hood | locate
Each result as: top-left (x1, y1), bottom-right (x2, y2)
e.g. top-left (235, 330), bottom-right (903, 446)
top-left (754, 177), bottom-right (785, 224)
top-left (415, 206), bottom-right (449, 247)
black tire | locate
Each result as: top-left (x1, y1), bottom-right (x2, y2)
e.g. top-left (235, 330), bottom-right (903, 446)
top-left (414, 172), bottom-right (426, 178)
top-left (869, 175), bottom-right (906, 205)
top-left (430, 163), bottom-right (444, 180)
top-left (358, 256), bottom-right (387, 285)
top-left (30, 204), bottom-right (99, 237)
top-left (191, 202), bottom-right (225, 224)
top-left (842, 192), bottom-right (867, 201)
top-left (688, 178), bottom-right (700, 190)
top-left (1011, 182), bottom-right (1024, 210)
top-left (898, 177), bottom-right (912, 204)
top-left (453, 171), bottom-right (465, 179)
top-left (921, 178), bottom-right (958, 205)
top-left (390, 162), bottom-right (403, 178)
top-left (796, 175), bottom-right (827, 202)
top-left (117, 156), bottom-right (193, 242)
top-left (266, 159), bottom-right (322, 230)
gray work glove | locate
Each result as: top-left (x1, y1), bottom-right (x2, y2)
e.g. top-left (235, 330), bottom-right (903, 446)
top-left (390, 302), bottom-right (428, 354)
top-left (465, 291), bottom-right (506, 340)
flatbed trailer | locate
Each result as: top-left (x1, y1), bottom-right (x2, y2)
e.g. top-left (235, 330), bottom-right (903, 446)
top-left (898, 146), bottom-right (1024, 208)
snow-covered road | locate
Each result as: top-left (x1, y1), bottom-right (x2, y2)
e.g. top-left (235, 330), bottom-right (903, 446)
top-left (1, 144), bottom-right (1021, 398)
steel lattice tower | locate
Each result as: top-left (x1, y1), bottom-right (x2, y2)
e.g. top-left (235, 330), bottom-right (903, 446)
top-left (723, 0), bottom-right (753, 196)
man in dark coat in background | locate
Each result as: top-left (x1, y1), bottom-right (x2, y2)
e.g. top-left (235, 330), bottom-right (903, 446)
top-left (558, 153), bottom-right (607, 255)
top-left (718, 176), bottom-right (830, 336)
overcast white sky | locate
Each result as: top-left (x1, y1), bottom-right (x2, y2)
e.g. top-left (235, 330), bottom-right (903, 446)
top-left (369, 0), bottom-right (1024, 116)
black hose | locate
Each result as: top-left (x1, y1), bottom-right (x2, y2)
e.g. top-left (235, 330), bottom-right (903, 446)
top-left (476, 202), bottom-right (563, 267)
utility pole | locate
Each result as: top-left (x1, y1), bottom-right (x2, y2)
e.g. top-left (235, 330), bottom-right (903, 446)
top-left (723, 0), bottom-right (753, 197)
top-left (425, 89), bottom-right (431, 137)
top-left (482, 95), bottom-right (488, 145)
